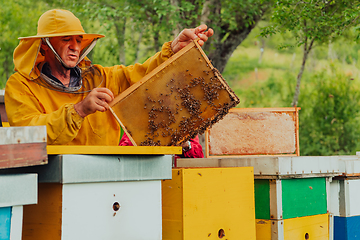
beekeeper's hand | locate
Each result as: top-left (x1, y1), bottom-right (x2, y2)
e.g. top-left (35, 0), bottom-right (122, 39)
top-left (171, 25), bottom-right (214, 53)
top-left (74, 88), bottom-right (114, 118)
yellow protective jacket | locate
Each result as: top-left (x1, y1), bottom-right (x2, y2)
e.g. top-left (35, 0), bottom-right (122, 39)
top-left (5, 42), bottom-right (174, 145)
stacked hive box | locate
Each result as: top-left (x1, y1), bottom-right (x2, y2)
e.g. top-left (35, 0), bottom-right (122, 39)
top-left (329, 155), bottom-right (360, 240)
top-left (1, 146), bottom-right (180, 240)
top-left (0, 174), bottom-right (37, 240)
top-left (162, 167), bottom-right (256, 239)
top-left (254, 175), bottom-right (330, 239)
top-left (178, 157), bottom-right (340, 240)
top-left (184, 107), bottom-right (347, 240)
top-left (0, 126), bottom-right (47, 240)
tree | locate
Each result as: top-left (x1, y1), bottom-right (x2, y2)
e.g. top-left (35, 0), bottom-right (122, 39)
top-left (299, 64), bottom-right (360, 156)
top-left (261, 0), bottom-right (360, 107)
top-left (0, 0), bottom-right (46, 88)
top-left (1, 0), bottom-right (274, 83)
top-left (47, 0), bottom-right (273, 72)
top-left (173, 0), bottom-right (274, 73)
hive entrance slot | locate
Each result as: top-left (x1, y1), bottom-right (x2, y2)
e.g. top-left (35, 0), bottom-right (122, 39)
top-left (113, 202), bottom-right (120, 211)
top-left (218, 229), bottom-right (225, 238)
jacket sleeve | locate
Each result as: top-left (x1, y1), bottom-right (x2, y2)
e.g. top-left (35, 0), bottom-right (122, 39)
top-left (119, 133), bottom-right (134, 146)
top-left (5, 42), bottom-right (175, 145)
top-left (5, 78), bottom-right (84, 145)
top-left (183, 135), bottom-right (204, 158)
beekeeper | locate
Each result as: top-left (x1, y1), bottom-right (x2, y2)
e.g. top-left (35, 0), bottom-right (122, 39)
top-left (5, 9), bottom-right (213, 145)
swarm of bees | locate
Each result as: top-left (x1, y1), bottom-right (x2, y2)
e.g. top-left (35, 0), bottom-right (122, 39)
top-left (140, 67), bottom-right (238, 146)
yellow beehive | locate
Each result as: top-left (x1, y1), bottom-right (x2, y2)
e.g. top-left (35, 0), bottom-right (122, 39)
top-left (162, 167), bottom-right (256, 240)
top-left (256, 214), bottom-right (329, 240)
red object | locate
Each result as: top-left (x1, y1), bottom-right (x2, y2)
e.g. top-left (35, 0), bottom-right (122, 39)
top-left (0, 142), bottom-right (48, 169)
top-left (119, 134), bottom-right (204, 159)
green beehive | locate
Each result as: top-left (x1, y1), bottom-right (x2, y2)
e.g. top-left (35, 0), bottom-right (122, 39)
top-left (254, 178), bottom-right (328, 220)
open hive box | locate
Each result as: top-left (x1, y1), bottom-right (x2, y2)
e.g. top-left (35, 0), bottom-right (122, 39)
top-left (109, 40), bottom-right (239, 146)
top-left (205, 107), bottom-right (300, 157)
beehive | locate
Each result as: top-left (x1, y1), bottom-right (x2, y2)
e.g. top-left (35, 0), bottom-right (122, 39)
top-left (254, 178), bottom-right (328, 220)
top-left (109, 40), bottom-right (239, 146)
top-left (329, 155), bottom-right (360, 240)
top-left (0, 174), bottom-right (37, 240)
top-left (205, 107), bottom-right (300, 157)
top-left (162, 167), bottom-right (256, 240)
top-left (19, 153), bottom-right (173, 240)
top-left (256, 214), bottom-right (329, 240)
top-left (177, 156), bottom-right (338, 240)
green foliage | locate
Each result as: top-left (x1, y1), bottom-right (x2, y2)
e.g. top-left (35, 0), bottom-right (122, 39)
top-left (0, 0), bottom-right (47, 88)
top-left (231, 71), bottom-right (295, 108)
top-left (260, 0), bottom-right (360, 107)
top-left (299, 64), bottom-right (360, 156)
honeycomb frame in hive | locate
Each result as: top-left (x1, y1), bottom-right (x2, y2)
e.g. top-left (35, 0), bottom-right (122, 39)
top-left (109, 40), bottom-right (239, 146)
top-left (205, 107), bottom-right (300, 157)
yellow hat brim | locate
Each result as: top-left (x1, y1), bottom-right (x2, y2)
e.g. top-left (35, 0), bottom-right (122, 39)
top-left (19, 32), bottom-right (105, 40)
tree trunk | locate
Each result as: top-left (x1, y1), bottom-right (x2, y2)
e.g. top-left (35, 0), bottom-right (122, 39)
top-left (291, 38), bottom-right (315, 107)
top-left (153, 30), bottom-right (160, 53)
top-left (170, 0), bottom-right (181, 37)
top-left (114, 17), bottom-right (127, 65)
top-left (134, 31), bottom-right (144, 64)
top-left (204, 1), bottom-right (267, 73)
top-left (3, 54), bottom-right (10, 82)
top-left (200, 0), bottom-right (219, 54)
top-left (209, 25), bottom-right (257, 73)
top-left (258, 38), bottom-right (265, 64)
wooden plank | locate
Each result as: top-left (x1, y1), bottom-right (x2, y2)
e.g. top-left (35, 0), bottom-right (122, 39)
top-left (47, 145), bottom-right (181, 155)
top-left (206, 107), bottom-right (300, 157)
top-left (255, 214), bottom-right (329, 240)
top-left (176, 156), bottom-right (341, 177)
top-left (334, 215), bottom-right (360, 240)
top-left (0, 142), bottom-right (47, 169)
top-left (10, 206), bottom-right (23, 240)
top-left (22, 183), bottom-right (62, 240)
top-left (0, 126), bottom-right (46, 145)
top-left (162, 170), bottom-right (184, 240)
top-left (0, 174), bottom-right (37, 208)
top-left (61, 181), bottom-right (162, 239)
top-left (0, 207), bottom-right (11, 240)
top-left (270, 179), bottom-right (283, 220)
top-left (331, 179), bottom-right (360, 217)
top-left (254, 180), bottom-right (270, 219)
top-left (255, 219), bottom-right (271, 240)
top-left (284, 214), bottom-right (329, 240)
top-left (109, 40), bottom-right (239, 147)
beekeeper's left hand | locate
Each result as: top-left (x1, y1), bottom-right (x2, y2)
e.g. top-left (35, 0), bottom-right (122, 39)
top-left (171, 25), bottom-right (214, 53)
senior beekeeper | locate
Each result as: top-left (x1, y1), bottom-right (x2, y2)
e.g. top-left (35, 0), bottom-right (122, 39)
top-left (5, 9), bottom-right (213, 145)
